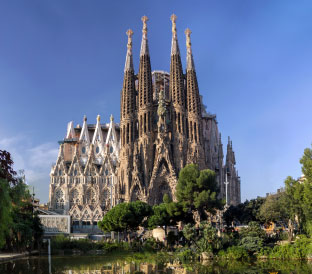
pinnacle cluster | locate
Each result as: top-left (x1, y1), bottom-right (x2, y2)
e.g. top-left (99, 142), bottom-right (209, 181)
top-left (48, 15), bottom-right (240, 233)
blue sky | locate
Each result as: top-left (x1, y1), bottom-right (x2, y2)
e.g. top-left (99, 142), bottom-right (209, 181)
top-left (0, 0), bottom-right (311, 203)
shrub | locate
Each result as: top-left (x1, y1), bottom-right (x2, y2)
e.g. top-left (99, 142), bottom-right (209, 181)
top-left (218, 246), bottom-right (249, 260)
top-left (261, 236), bottom-right (312, 260)
top-left (176, 248), bottom-right (196, 263)
top-left (239, 236), bottom-right (263, 254)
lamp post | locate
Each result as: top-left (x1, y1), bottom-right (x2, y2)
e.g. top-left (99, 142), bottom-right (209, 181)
top-left (224, 172), bottom-right (229, 208)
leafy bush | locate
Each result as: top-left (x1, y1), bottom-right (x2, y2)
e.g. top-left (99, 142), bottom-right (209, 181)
top-left (239, 236), bottom-right (263, 254)
top-left (239, 221), bottom-right (266, 239)
top-left (218, 246), bottom-right (249, 260)
top-left (176, 247), bottom-right (196, 263)
top-left (257, 236), bottom-right (312, 260)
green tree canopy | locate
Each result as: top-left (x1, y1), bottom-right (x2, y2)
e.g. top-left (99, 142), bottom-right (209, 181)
top-left (147, 194), bottom-right (193, 233)
top-left (223, 197), bottom-right (265, 226)
top-left (176, 164), bottom-right (223, 219)
top-left (0, 150), bottom-right (43, 251)
top-left (98, 200), bottom-right (152, 234)
top-left (259, 192), bottom-right (289, 225)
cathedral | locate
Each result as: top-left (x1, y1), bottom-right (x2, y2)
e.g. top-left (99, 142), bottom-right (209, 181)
top-left (49, 15), bottom-right (241, 232)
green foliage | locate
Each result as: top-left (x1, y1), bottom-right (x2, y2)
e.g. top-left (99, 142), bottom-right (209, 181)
top-left (98, 201), bottom-right (152, 233)
top-left (182, 223), bottom-right (196, 243)
top-left (0, 178), bottom-right (12, 248)
top-left (182, 222), bottom-right (222, 255)
top-left (239, 221), bottom-right (266, 239)
top-left (284, 145), bottom-right (312, 236)
top-left (259, 192), bottom-right (289, 224)
top-left (239, 236), bottom-right (263, 254)
top-left (218, 246), bottom-right (249, 260)
top-left (176, 164), bottom-right (222, 219)
top-left (142, 237), bottom-right (164, 251)
top-left (148, 203), bottom-right (170, 229)
top-left (0, 150), bottom-right (43, 251)
top-left (236, 222), bottom-right (266, 255)
top-left (256, 236), bottom-right (312, 260)
top-left (176, 247), bottom-right (196, 263)
top-left (224, 197), bottom-right (265, 226)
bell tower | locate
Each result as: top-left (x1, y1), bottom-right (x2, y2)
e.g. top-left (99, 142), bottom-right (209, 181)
top-left (185, 28), bottom-right (205, 168)
top-left (169, 14), bottom-right (187, 172)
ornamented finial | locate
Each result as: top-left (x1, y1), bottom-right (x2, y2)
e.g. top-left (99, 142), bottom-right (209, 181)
top-left (170, 14), bottom-right (177, 35)
top-left (83, 115), bottom-right (87, 122)
top-left (97, 114), bottom-right (100, 122)
top-left (110, 114), bottom-right (114, 122)
top-left (126, 29), bottom-right (133, 50)
top-left (185, 28), bottom-right (192, 49)
top-left (141, 15), bottom-right (149, 35)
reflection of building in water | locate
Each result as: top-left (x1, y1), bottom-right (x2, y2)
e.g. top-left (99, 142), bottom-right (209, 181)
top-left (62, 261), bottom-right (195, 273)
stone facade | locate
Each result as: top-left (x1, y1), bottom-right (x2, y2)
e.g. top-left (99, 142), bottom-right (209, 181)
top-left (48, 15), bottom-right (241, 231)
top-left (49, 115), bottom-right (120, 232)
top-left (117, 15), bottom-right (240, 206)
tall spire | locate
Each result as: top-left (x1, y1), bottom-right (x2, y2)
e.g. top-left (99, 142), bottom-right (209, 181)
top-left (140, 15), bottom-right (149, 56)
top-left (138, 15), bottom-right (153, 110)
top-left (170, 13), bottom-right (185, 132)
top-left (185, 28), bottom-right (195, 71)
top-left (185, 28), bottom-right (201, 117)
top-left (170, 14), bottom-right (180, 55)
top-left (121, 29), bottom-right (136, 120)
top-left (124, 29), bottom-right (134, 72)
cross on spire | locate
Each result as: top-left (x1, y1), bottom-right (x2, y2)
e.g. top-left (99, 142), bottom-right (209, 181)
top-left (170, 14), bottom-right (177, 35)
top-left (185, 28), bottom-right (192, 49)
top-left (126, 29), bottom-right (133, 49)
top-left (141, 15), bottom-right (148, 35)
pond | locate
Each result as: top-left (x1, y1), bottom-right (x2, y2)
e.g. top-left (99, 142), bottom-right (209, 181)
top-left (1, 254), bottom-right (312, 273)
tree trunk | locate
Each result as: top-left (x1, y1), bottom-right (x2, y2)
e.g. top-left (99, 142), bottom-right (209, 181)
top-left (127, 232), bottom-right (131, 244)
top-left (288, 219), bottom-right (294, 242)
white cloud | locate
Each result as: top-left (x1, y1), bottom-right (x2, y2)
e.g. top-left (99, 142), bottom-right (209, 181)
top-left (0, 135), bottom-right (58, 203)
top-left (27, 143), bottom-right (58, 168)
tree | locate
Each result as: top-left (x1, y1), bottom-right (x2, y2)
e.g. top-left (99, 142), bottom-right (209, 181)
top-left (238, 221), bottom-right (265, 255)
top-left (0, 150), bottom-right (43, 251)
top-left (0, 150), bottom-right (18, 186)
top-left (147, 194), bottom-right (193, 240)
top-left (98, 200), bottom-right (152, 242)
top-left (223, 197), bottom-right (265, 226)
top-left (259, 192), bottom-right (289, 225)
top-left (0, 178), bottom-right (12, 248)
top-left (283, 145), bottom-right (312, 237)
top-left (176, 164), bottom-right (223, 220)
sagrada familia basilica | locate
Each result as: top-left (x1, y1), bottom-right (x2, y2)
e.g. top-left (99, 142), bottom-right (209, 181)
top-left (48, 15), bottom-right (241, 232)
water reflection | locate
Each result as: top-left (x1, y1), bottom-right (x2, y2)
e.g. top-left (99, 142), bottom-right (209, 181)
top-left (1, 255), bottom-right (312, 274)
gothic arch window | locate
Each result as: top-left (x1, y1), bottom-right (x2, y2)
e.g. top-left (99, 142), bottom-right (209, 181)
top-left (95, 146), bottom-right (100, 154)
top-left (70, 189), bottom-right (80, 206)
top-left (59, 169), bottom-right (62, 176)
top-left (101, 189), bottom-right (110, 208)
top-left (82, 146), bottom-right (86, 154)
top-left (86, 188), bottom-right (96, 205)
top-left (74, 169), bottom-right (77, 176)
top-left (55, 189), bottom-right (65, 209)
